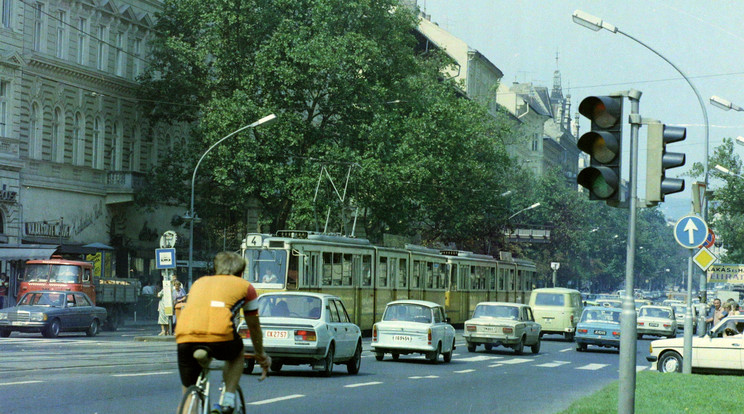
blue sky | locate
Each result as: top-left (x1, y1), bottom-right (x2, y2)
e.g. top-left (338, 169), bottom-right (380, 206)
top-left (417, 0), bottom-right (744, 221)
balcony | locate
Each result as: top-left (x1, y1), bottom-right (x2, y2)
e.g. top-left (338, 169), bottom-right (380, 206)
top-left (106, 171), bottom-right (146, 204)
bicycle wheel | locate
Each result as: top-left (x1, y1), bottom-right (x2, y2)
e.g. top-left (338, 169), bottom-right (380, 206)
top-left (234, 385), bottom-right (246, 414)
top-left (177, 385), bottom-right (205, 414)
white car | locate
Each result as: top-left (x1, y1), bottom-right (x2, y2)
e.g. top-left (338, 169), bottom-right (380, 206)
top-left (463, 302), bottom-right (541, 354)
top-left (371, 300), bottom-right (456, 363)
top-left (637, 305), bottom-right (677, 339)
top-left (239, 292), bottom-right (362, 376)
top-left (647, 315), bottom-right (744, 373)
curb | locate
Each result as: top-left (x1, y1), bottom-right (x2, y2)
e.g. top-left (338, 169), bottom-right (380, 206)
top-left (134, 335), bottom-right (177, 342)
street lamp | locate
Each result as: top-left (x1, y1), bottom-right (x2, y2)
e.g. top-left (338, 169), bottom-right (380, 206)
top-left (187, 114), bottom-right (277, 286)
top-left (710, 95), bottom-right (744, 112)
top-left (507, 202), bottom-right (540, 220)
top-left (714, 164), bottom-right (744, 180)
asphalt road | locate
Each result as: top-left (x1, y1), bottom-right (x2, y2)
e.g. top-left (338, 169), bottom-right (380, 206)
top-left (0, 325), bottom-right (657, 414)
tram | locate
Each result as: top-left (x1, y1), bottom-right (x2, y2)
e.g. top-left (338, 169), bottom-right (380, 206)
top-left (240, 230), bottom-right (536, 331)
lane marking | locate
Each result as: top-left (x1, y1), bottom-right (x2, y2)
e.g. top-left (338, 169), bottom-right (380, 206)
top-left (0, 380), bottom-right (43, 386)
top-left (535, 361), bottom-right (571, 368)
top-left (576, 363), bottom-right (608, 370)
top-left (488, 363), bottom-right (503, 368)
top-left (249, 394), bottom-right (305, 405)
top-left (498, 358), bottom-right (533, 365)
top-left (344, 381), bottom-right (382, 388)
top-left (559, 348), bottom-right (573, 353)
top-left (636, 366), bottom-right (648, 372)
top-left (454, 369), bottom-right (475, 373)
top-left (112, 371), bottom-right (172, 377)
top-left (409, 375), bottom-right (439, 379)
top-left (457, 355), bottom-right (503, 362)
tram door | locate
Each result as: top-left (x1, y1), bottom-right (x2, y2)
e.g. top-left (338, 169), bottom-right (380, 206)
top-left (356, 254), bottom-right (375, 331)
top-left (446, 263), bottom-right (461, 323)
top-left (459, 265), bottom-right (470, 322)
top-left (393, 257), bottom-right (409, 301)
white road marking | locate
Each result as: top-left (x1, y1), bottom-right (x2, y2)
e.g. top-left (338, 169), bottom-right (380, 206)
top-left (636, 366), bottom-right (648, 372)
top-left (112, 371), bottom-right (172, 377)
top-left (249, 394), bottom-right (305, 405)
top-left (559, 348), bottom-right (573, 352)
top-left (576, 363), bottom-right (608, 370)
top-left (535, 361), bottom-right (571, 368)
top-left (454, 369), bottom-right (476, 373)
top-left (409, 375), bottom-right (439, 379)
top-left (457, 355), bottom-right (503, 362)
top-left (344, 381), bottom-right (383, 388)
top-left (488, 363), bottom-right (503, 368)
top-left (498, 358), bottom-right (533, 365)
top-left (0, 380), bottom-right (43, 386)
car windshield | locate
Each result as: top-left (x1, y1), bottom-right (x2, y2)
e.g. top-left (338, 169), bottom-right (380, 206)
top-left (383, 304), bottom-right (432, 323)
top-left (581, 309), bottom-right (620, 324)
top-left (639, 307), bottom-right (671, 318)
top-left (19, 292), bottom-right (64, 307)
top-left (257, 295), bottom-right (322, 319)
top-left (472, 305), bottom-right (519, 320)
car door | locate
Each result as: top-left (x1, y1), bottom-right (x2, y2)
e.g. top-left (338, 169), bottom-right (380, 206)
top-left (434, 306), bottom-right (454, 352)
top-left (694, 332), bottom-right (743, 370)
top-left (74, 292), bottom-right (94, 329)
top-left (334, 299), bottom-right (358, 358)
top-left (326, 299), bottom-right (349, 358)
top-left (525, 307), bottom-right (539, 343)
top-left (61, 293), bottom-right (81, 330)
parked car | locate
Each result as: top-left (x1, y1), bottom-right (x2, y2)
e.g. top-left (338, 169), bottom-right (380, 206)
top-left (647, 316), bottom-right (744, 373)
top-left (637, 305), bottom-right (677, 339)
top-left (463, 302), bottom-right (541, 354)
top-left (0, 290), bottom-right (107, 338)
top-left (371, 300), bottom-right (455, 363)
top-left (239, 292), bottom-right (362, 376)
top-left (671, 304), bottom-right (697, 331)
top-left (575, 306), bottom-right (621, 352)
top-left (529, 288), bottom-right (583, 340)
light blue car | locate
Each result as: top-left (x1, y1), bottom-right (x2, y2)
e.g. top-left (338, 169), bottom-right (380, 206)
top-left (575, 306), bottom-right (621, 352)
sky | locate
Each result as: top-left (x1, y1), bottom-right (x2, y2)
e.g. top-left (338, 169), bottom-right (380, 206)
top-left (416, 0), bottom-right (744, 222)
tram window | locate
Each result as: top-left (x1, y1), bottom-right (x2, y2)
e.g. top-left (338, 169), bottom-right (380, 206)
top-left (509, 269), bottom-right (515, 290)
top-left (470, 267), bottom-right (477, 290)
top-left (305, 254), bottom-right (318, 287)
top-left (336, 253), bottom-right (347, 286)
top-left (362, 255), bottom-right (372, 287)
top-left (378, 257), bottom-right (388, 288)
top-left (436, 263), bottom-right (445, 289)
top-left (449, 265), bottom-right (457, 291)
top-left (426, 262), bottom-right (433, 288)
top-left (489, 268), bottom-right (496, 290)
top-left (390, 258), bottom-right (397, 288)
top-left (480, 267), bottom-right (487, 290)
top-left (459, 267), bottom-right (468, 290)
top-left (399, 259), bottom-right (407, 288)
top-left (412, 261), bottom-right (421, 288)
top-left (516, 270), bottom-right (522, 291)
top-left (322, 252), bottom-right (333, 286)
top-left (498, 268), bottom-right (505, 291)
top-left (287, 254), bottom-right (298, 289)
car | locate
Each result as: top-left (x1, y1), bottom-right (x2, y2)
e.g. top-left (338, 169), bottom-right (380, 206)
top-left (634, 299), bottom-right (651, 314)
top-left (0, 290), bottom-right (107, 338)
top-left (661, 299), bottom-right (683, 307)
top-left (637, 305), bottom-right (677, 339)
top-left (671, 303), bottom-right (698, 331)
top-left (597, 299), bottom-right (622, 308)
top-left (647, 315), bottom-right (744, 373)
top-left (575, 306), bottom-right (621, 352)
top-left (239, 292), bottom-right (362, 376)
top-left (529, 288), bottom-right (583, 340)
top-left (371, 300), bottom-right (456, 363)
top-left (462, 302), bottom-right (541, 354)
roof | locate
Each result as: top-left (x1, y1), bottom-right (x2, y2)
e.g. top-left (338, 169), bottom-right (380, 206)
top-left (259, 291), bottom-right (338, 300)
top-left (387, 300), bottom-right (442, 308)
top-left (532, 287), bottom-right (581, 294)
top-left (475, 302), bottom-right (525, 307)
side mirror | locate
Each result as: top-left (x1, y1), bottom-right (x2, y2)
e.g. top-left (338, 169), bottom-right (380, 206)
top-left (709, 330), bottom-right (715, 337)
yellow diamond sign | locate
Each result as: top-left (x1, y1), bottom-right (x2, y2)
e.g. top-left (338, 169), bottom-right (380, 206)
top-left (693, 247), bottom-right (717, 271)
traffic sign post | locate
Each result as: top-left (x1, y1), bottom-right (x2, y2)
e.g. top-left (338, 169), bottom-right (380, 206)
top-left (673, 215), bottom-right (709, 249)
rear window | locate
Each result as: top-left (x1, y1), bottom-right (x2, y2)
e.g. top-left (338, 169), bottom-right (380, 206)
top-left (257, 295), bottom-right (322, 319)
top-left (383, 304), bottom-right (432, 323)
top-left (535, 293), bottom-right (565, 306)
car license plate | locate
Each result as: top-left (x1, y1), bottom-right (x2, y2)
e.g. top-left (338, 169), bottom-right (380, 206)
top-left (649, 323), bottom-right (659, 327)
top-left (594, 330), bottom-right (606, 335)
top-left (392, 335), bottom-right (412, 342)
top-left (481, 326), bottom-right (498, 332)
top-left (265, 330), bottom-right (288, 339)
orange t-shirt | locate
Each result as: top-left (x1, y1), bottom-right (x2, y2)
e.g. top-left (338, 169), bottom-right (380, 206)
top-left (175, 275), bottom-right (258, 344)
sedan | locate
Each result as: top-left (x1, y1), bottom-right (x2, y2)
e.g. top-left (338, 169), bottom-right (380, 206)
top-left (239, 292), bottom-right (362, 377)
top-left (575, 306), bottom-right (621, 352)
top-left (0, 290), bottom-right (107, 338)
top-left (671, 304), bottom-right (697, 331)
top-left (463, 302), bottom-right (541, 354)
top-left (371, 300), bottom-right (455, 363)
top-left (637, 305), bottom-right (677, 339)
top-left (647, 316), bottom-right (744, 373)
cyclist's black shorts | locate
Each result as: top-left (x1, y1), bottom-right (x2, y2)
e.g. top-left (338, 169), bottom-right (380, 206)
top-left (177, 332), bottom-right (243, 387)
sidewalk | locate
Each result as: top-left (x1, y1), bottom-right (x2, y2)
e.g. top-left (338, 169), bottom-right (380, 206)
top-left (124, 317), bottom-right (177, 343)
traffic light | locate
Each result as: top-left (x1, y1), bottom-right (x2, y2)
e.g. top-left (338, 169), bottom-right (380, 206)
top-left (577, 95), bottom-right (624, 207)
top-left (646, 121), bottom-right (685, 204)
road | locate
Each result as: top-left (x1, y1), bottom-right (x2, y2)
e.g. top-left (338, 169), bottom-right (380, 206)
top-left (0, 325), bottom-right (657, 414)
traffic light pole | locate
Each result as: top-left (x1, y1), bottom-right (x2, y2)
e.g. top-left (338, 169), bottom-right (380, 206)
top-left (618, 89), bottom-right (642, 414)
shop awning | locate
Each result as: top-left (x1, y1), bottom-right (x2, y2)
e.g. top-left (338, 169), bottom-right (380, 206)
top-left (0, 245), bottom-right (59, 261)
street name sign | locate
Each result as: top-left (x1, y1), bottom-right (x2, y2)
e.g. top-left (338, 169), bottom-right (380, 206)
top-left (707, 264), bottom-right (744, 284)
top-left (673, 215), bottom-right (708, 249)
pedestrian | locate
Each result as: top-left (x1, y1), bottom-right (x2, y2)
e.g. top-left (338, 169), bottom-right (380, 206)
top-left (172, 280), bottom-right (187, 328)
top-left (706, 298), bottom-right (727, 329)
top-left (0, 273), bottom-right (8, 309)
top-left (157, 283), bottom-right (171, 336)
top-left (175, 251), bottom-right (270, 414)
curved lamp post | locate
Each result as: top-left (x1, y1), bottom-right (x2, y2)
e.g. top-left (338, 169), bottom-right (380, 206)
top-left (507, 202), bottom-right (540, 220)
top-left (186, 114), bottom-right (277, 286)
top-left (710, 95), bottom-right (744, 112)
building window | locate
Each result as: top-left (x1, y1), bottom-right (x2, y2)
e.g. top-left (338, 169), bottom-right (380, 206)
top-left (114, 32), bottom-right (124, 77)
top-left (92, 116), bottom-right (102, 168)
top-left (0, 80), bottom-right (7, 137)
top-left (32, 2), bottom-right (44, 52)
top-left (73, 112), bottom-right (84, 165)
top-left (96, 25), bottom-right (106, 71)
top-left (132, 38), bottom-right (141, 78)
top-left (1, 0), bottom-right (12, 28)
top-left (55, 10), bottom-right (66, 59)
top-left (77, 18), bottom-right (87, 65)
top-left (111, 120), bottom-right (122, 170)
top-left (51, 107), bottom-right (64, 162)
top-left (531, 134), bottom-right (540, 152)
top-left (29, 103), bottom-right (41, 159)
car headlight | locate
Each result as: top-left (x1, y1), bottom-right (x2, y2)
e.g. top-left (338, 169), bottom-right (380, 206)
top-left (0, 313), bottom-right (7, 320)
top-left (30, 313), bottom-right (47, 322)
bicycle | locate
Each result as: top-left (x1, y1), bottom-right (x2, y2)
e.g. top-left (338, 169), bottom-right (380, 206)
top-left (177, 349), bottom-right (246, 414)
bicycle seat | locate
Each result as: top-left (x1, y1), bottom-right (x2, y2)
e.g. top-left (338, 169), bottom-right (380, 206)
top-left (193, 349), bottom-right (212, 369)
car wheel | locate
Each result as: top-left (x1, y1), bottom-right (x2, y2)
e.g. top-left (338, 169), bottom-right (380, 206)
top-left (531, 337), bottom-right (541, 354)
top-left (513, 336), bottom-right (525, 355)
top-left (443, 340), bottom-right (455, 363)
top-left (467, 342), bottom-right (476, 353)
top-left (0, 329), bottom-right (10, 338)
top-left (86, 319), bottom-right (100, 337)
top-left (42, 319), bottom-right (60, 338)
top-left (346, 341), bottom-right (362, 375)
top-left (427, 342), bottom-right (441, 364)
top-left (564, 332), bottom-right (574, 342)
top-left (659, 351), bottom-right (683, 373)
top-left (375, 352), bottom-right (384, 361)
top-left (243, 358), bottom-right (255, 374)
top-left (576, 343), bottom-right (586, 352)
top-left (484, 344), bottom-right (493, 351)
top-left (270, 360), bottom-right (283, 372)
top-left (321, 344), bottom-right (334, 377)
top-left (391, 353), bottom-right (400, 361)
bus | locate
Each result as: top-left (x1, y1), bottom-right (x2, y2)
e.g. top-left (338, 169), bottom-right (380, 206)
top-left (240, 230), bottom-right (537, 331)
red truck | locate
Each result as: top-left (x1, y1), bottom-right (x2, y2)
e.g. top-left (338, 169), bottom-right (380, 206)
top-left (18, 257), bottom-right (139, 330)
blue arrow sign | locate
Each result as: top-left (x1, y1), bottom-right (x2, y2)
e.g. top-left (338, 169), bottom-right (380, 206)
top-left (673, 215), bottom-right (708, 249)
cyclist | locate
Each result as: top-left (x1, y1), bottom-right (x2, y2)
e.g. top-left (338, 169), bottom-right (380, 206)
top-left (175, 251), bottom-right (271, 414)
